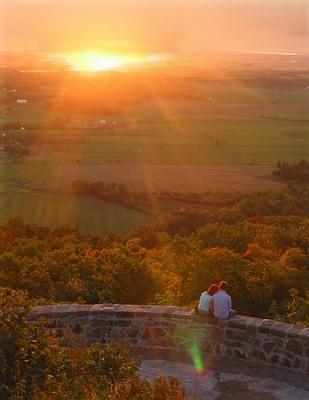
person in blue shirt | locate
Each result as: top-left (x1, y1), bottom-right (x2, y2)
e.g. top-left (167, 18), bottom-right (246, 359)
top-left (213, 281), bottom-right (236, 319)
top-left (198, 284), bottom-right (219, 316)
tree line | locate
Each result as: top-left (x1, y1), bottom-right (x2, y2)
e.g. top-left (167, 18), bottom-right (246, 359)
top-left (273, 159), bottom-right (309, 183)
top-left (72, 180), bottom-right (309, 220)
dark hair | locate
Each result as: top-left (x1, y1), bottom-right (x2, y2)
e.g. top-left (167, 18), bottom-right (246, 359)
top-left (207, 284), bottom-right (219, 296)
top-left (219, 281), bottom-right (228, 291)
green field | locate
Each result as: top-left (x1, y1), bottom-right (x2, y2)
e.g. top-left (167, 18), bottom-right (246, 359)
top-left (2, 85), bottom-right (308, 123)
top-left (0, 192), bottom-right (152, 235)
top-left (1, 74), bottom-right (308, 232)
top-left (2, 84), bottom-right (308, 167)
top-left (25, 119), bottom-right (308, 165)
top-left (2, 119), bottom-right (309, 167)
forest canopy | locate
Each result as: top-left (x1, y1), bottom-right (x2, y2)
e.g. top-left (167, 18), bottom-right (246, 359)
top-left (1, 187), bottom-right (308, 327)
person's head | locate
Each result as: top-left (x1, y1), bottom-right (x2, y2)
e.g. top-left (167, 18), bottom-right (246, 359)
top-left (219, 281), bottom-right (228, 291)
top-left (207, 284), bottom-right (219, 296)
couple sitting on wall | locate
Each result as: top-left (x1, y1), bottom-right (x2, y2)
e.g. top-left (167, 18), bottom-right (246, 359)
top-left (198, 281), bottom-right (236, 319)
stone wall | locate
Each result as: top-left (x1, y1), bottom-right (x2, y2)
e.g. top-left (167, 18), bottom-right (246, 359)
top-left (29, 304), bottom-right (309, 375)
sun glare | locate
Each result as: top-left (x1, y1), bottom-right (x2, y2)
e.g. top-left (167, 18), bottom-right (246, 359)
top-left (64, 52), bottom-right (145, 72)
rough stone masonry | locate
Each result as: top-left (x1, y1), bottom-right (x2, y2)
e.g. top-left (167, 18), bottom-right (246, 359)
top-left (29, 304), bottom-right (309, 374)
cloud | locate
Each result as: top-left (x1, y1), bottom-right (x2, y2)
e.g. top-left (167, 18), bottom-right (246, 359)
top-left (1, 0), bottom-right (308, 53)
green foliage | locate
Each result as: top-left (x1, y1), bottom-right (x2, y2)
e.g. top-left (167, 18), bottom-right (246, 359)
top-left (0, 204), bottom-right (308, 323)
top-left (0, 223), bottom-right (158, 304)
top-left (108, 377), bottom-right (185, 400)
top-left (72, 180), bottom-right (154, 214)
top-left (283, 289), bottom-right (309, 328)
top-left (0, 288), bottom-right (185, 399)
top-left (0, 288), bottom-right (60, 399)
top-left (197, 223), bottom-right (256, 252)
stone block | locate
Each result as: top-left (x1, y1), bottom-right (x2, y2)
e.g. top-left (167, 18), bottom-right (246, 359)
top-left (223, 339), bottom-right (243, 348)
top-left (118, 320), bottom-right (131, 327)
top-left (201, 341), bottom-right (214, 353)
top-left (192, 314), bottom-right (210, 323)
top-left (246, 318), bottom-right (263, 334)
top-left (143, 327), bottom-right (166, 340)
top-left (258, 320), bottom-right (274, 334)
top-left (233, 348), bottom-right (247, 359)
top-left (262, 341), bottom-right (278, 353)
top-left (88, 327), bottom-right (100, 338)
top-left (225, 329), bottom-right (248, 341)
top-left (270, 354), bottom-right (280, 364)
top-left (208, 326), bottom-right (222, 341)
top-left (155, 338), bottom-right (169, 347)
top-left (282, 358), bottom-right (292, 368)
top-left (286, 338), bottom-right (303, 356)
top-left (294, 357), bottom-right (301, 369)
top-left (126, 327), bottom-right (139, 338)
top-left (270, 322), bottom-right (290, 338)
top-left (287, 326), bottom-right (304, 338)
top-left (116, 312), bottom-right (134, 319)
top-left (227, 319), bottom-right (247, 330)
top-left (72, 323), bottom-right (82, 334)
top-left (252, 349), bottom-right (266, 362)
top-left (173, 311), bottom-right (194, 320)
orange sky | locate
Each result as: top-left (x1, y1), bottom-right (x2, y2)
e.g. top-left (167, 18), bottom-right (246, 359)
top-left (1, 0), bottom-right (308, 54)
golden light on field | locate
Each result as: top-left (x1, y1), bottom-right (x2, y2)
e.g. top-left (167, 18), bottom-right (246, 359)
top-left (64, 52), bottom-right (147, 72)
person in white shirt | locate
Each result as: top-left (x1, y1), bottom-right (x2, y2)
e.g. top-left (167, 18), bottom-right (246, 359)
top-left (198, 284), bottom-right (219, 316)
top-left (212, 281), bottom-right (236, 319)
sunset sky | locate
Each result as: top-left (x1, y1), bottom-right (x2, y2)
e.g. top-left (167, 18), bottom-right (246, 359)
top-left (1, 0), bottom-right (308, 54)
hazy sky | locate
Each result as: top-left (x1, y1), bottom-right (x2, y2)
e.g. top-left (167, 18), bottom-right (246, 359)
top-left (1, 0), bottom-right (308, 54)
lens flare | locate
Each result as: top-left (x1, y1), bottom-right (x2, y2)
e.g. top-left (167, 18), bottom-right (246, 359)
top-left (173, 324), bottom-right (219, 375)
top-left (188, 341), bottom-right (204, 373)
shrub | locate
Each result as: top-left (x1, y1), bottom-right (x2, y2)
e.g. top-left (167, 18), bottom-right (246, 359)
top-left (0, 288), bottom-right (185, 399)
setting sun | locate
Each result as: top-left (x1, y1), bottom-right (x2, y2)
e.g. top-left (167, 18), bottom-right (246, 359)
top-left (63, 52), bottom-right (145, 72)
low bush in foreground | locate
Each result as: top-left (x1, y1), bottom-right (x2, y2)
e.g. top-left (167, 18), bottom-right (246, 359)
top-left (0, 288), bottom-right (185, 400)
